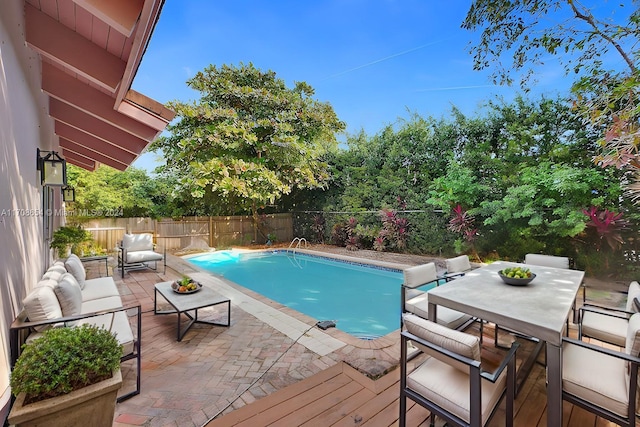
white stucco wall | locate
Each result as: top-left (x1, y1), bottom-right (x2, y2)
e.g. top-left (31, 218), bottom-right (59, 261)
top-left (0, 1), bottom-right (59, 420)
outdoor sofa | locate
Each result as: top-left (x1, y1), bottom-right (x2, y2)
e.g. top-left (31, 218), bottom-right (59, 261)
top-left (9, 254), bottom-right (141, 402)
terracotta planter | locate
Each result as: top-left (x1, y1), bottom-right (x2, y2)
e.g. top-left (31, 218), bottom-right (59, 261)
top-left (8, 369), bottom-right (122, 427)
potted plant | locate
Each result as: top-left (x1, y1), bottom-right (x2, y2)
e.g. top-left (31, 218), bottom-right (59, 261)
top-left (8, 325), bottom-right (123, 427)
top-left (50, 225), bottom-right (93, 258)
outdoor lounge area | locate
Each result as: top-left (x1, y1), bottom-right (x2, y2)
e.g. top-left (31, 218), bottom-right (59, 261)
top-left (102, 248), bottom-right (630, 427)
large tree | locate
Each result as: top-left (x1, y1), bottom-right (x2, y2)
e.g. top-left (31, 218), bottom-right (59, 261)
top-left (462, 0), bottom-right (640, 199)
top-left (152, 63), bottom-right (345, 224)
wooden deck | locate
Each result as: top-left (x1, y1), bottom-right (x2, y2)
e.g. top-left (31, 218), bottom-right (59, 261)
top-left (205, 323), bottom-right (621, 427)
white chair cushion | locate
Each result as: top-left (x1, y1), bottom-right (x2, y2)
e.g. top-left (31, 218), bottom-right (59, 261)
top-left (581, 310), bottom-right (628, 347)
top-left (405, 293), bottom-right (473, 330)
top-left (23, 286), bottom-right (63, 332)
top-left (53, 273), bottom-right (82, 318)
top-left (403, 263), bottom-right (437, 289)
top-left (625, 313), bottom-right (640, 357)
top-left (524, 254), bottom-right (570, 269)
top-left (122, 233), bottom-right (154, 252)
top-left (64, 254), bottom-right (86, 289)
top-left (407, 355), bottom-right (506, 425)
top-left (125, 250), bottom-right (163, 264)
top-left (626, 282), bottom-right (640, 313)
top-left (403, 313), bottom-right (480, 373)
top-left (563, 340), bottom-right (629, 417)
top-left (446, 255), bottom-right (471, 274)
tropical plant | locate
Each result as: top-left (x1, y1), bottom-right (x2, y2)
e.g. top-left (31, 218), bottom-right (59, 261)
top-left (376, 209), bottom-right (409, 252)
top-left (582, 206), bottom-right (629, 251)
top-left (10, 325), bottom-right (121, 404)
top-left (310, 214), bottom-right (326, 243)
top-left (50, 225), bottom-right (93, 258)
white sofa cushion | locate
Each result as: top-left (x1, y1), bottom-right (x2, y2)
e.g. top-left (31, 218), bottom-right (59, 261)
top-left (123, 233), bottom-right (154, 252)
top-left (81, 296), bottom-right (124, 313)
top-left (125, 250), bottom-right (163, 264)
top-left (81, 277), bottom-right (122, 302)
top-left (42, 262), bottom-right (67, 281)
top-left (23, 286), bottom-right (63, 331)
top-left (53, 273), bottom-right (82, 318)
top-left (404, 263), bottom-right (437, 289)
top-left (64, 254), bottom-right (86, 288)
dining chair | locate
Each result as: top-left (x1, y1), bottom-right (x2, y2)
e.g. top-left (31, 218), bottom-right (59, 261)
top-left (402, 263), bottom-right (473, 331)
top-left (442, 255), bottom-right (473, 282)
top-left (579, 281), bottom-right (640, 347)
top-left (562, 312), bottom-right (640, 427)
top-left (399, 313), bottom-right (519, 427)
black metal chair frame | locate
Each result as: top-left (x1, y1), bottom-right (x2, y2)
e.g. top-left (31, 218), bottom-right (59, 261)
top-left (118, 241), bottom-right (166, 278)
top-left (399, 329), bottom-right (519, 427)
top-left (10, 304), bottom-right (142, 403)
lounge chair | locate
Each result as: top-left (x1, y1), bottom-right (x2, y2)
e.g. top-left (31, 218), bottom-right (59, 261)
top-left (402, 263), bottom-right (473, 331)
top-left (118, 233), bottom-right (166, 277)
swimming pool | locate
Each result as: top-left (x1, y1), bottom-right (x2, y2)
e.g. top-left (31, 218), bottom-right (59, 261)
top-left (186, 250), bottom-right (433, 339)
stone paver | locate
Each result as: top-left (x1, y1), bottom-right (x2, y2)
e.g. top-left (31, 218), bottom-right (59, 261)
top-left (110, 253), bottom-right (401, 427)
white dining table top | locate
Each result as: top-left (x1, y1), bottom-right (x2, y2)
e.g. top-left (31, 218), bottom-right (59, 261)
top-left (427, 261), bottom-right (585, 345)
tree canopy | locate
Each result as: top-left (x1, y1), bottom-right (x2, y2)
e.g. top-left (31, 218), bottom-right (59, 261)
top-left (151, 63), bottom-right (345, 217)
top-left (462, 0), bottom-right (640, 200)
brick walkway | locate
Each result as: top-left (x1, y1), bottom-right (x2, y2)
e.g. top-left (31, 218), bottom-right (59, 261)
top-left (103, 252), bottom-right (404, 427)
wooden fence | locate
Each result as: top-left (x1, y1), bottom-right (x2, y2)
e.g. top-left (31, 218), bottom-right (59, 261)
top-left (83, 213), bottom-right (294, 251)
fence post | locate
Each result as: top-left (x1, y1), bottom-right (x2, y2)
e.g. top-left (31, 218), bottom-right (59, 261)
top-left (209, 216), bottom-right (213, 248)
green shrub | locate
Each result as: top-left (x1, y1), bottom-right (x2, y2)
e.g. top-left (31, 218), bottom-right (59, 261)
top-left (10, 325), bottom-right (122, 404)
top-left (50, 226), bottom-right (93, 258)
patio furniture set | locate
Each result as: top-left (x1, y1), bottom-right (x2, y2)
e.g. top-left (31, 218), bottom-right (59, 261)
top-left (9, 233), bottom-right (231, 406)
top-left (399, 254), bottom-right (640, 427)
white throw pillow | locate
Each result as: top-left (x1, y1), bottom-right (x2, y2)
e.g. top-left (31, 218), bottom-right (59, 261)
top-left (64, 254), bottom-right (86, 289)
top-left (23, 286), bottom-right (63, 332)
top-left (53, 273), bottom-right (82, 324)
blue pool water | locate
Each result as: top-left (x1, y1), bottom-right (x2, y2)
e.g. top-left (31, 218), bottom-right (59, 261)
top-left (186, 250), bottom-right (432, 339)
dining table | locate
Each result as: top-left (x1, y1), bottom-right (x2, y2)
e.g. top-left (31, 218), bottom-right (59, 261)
top-left (427, 261), bottom-right (584, 426)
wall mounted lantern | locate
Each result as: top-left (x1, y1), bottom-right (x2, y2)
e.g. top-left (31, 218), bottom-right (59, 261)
top-left (37, 149), bottom-right (67, 186)
top-left (62, 186), bottom-right (75, 202)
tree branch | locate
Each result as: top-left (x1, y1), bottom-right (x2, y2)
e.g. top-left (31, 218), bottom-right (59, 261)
top-left (569, 0), bottom-right (637, 73)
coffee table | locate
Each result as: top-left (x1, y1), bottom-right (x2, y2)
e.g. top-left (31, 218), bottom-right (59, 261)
top-left (154, 281), bottom-right (231, 341)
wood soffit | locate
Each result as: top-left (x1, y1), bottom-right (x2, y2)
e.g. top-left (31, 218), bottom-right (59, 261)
top-left (24, 0), bottom-right (175, 170)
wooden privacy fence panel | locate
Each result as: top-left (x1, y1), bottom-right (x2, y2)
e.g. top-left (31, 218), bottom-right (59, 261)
top-left (86, 213), bottom-right (294, 251)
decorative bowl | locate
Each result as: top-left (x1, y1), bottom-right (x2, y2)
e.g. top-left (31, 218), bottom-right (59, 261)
top-left (498, 270), bottom-right (536, 286)
top-left (171, 281), bottom-right (202, 294)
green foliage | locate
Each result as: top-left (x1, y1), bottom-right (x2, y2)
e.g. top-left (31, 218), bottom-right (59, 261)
top-left (151, 62), bottom-right (345, 217)
top-left (463, 1), bottom-right (640, 201)
top-left (10, 325), bottom-right (122, 404)
top-left (50, 226), bottom-right (93, 258)
top-left (462, 1), bottom-right (638, 87)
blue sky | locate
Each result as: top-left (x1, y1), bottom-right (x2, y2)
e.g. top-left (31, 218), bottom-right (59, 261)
top-left (131, 1), bottom-right (578, 170)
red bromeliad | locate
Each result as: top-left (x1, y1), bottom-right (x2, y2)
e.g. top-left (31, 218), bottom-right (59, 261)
top-left (582, 206), bottom-right (628, 250)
